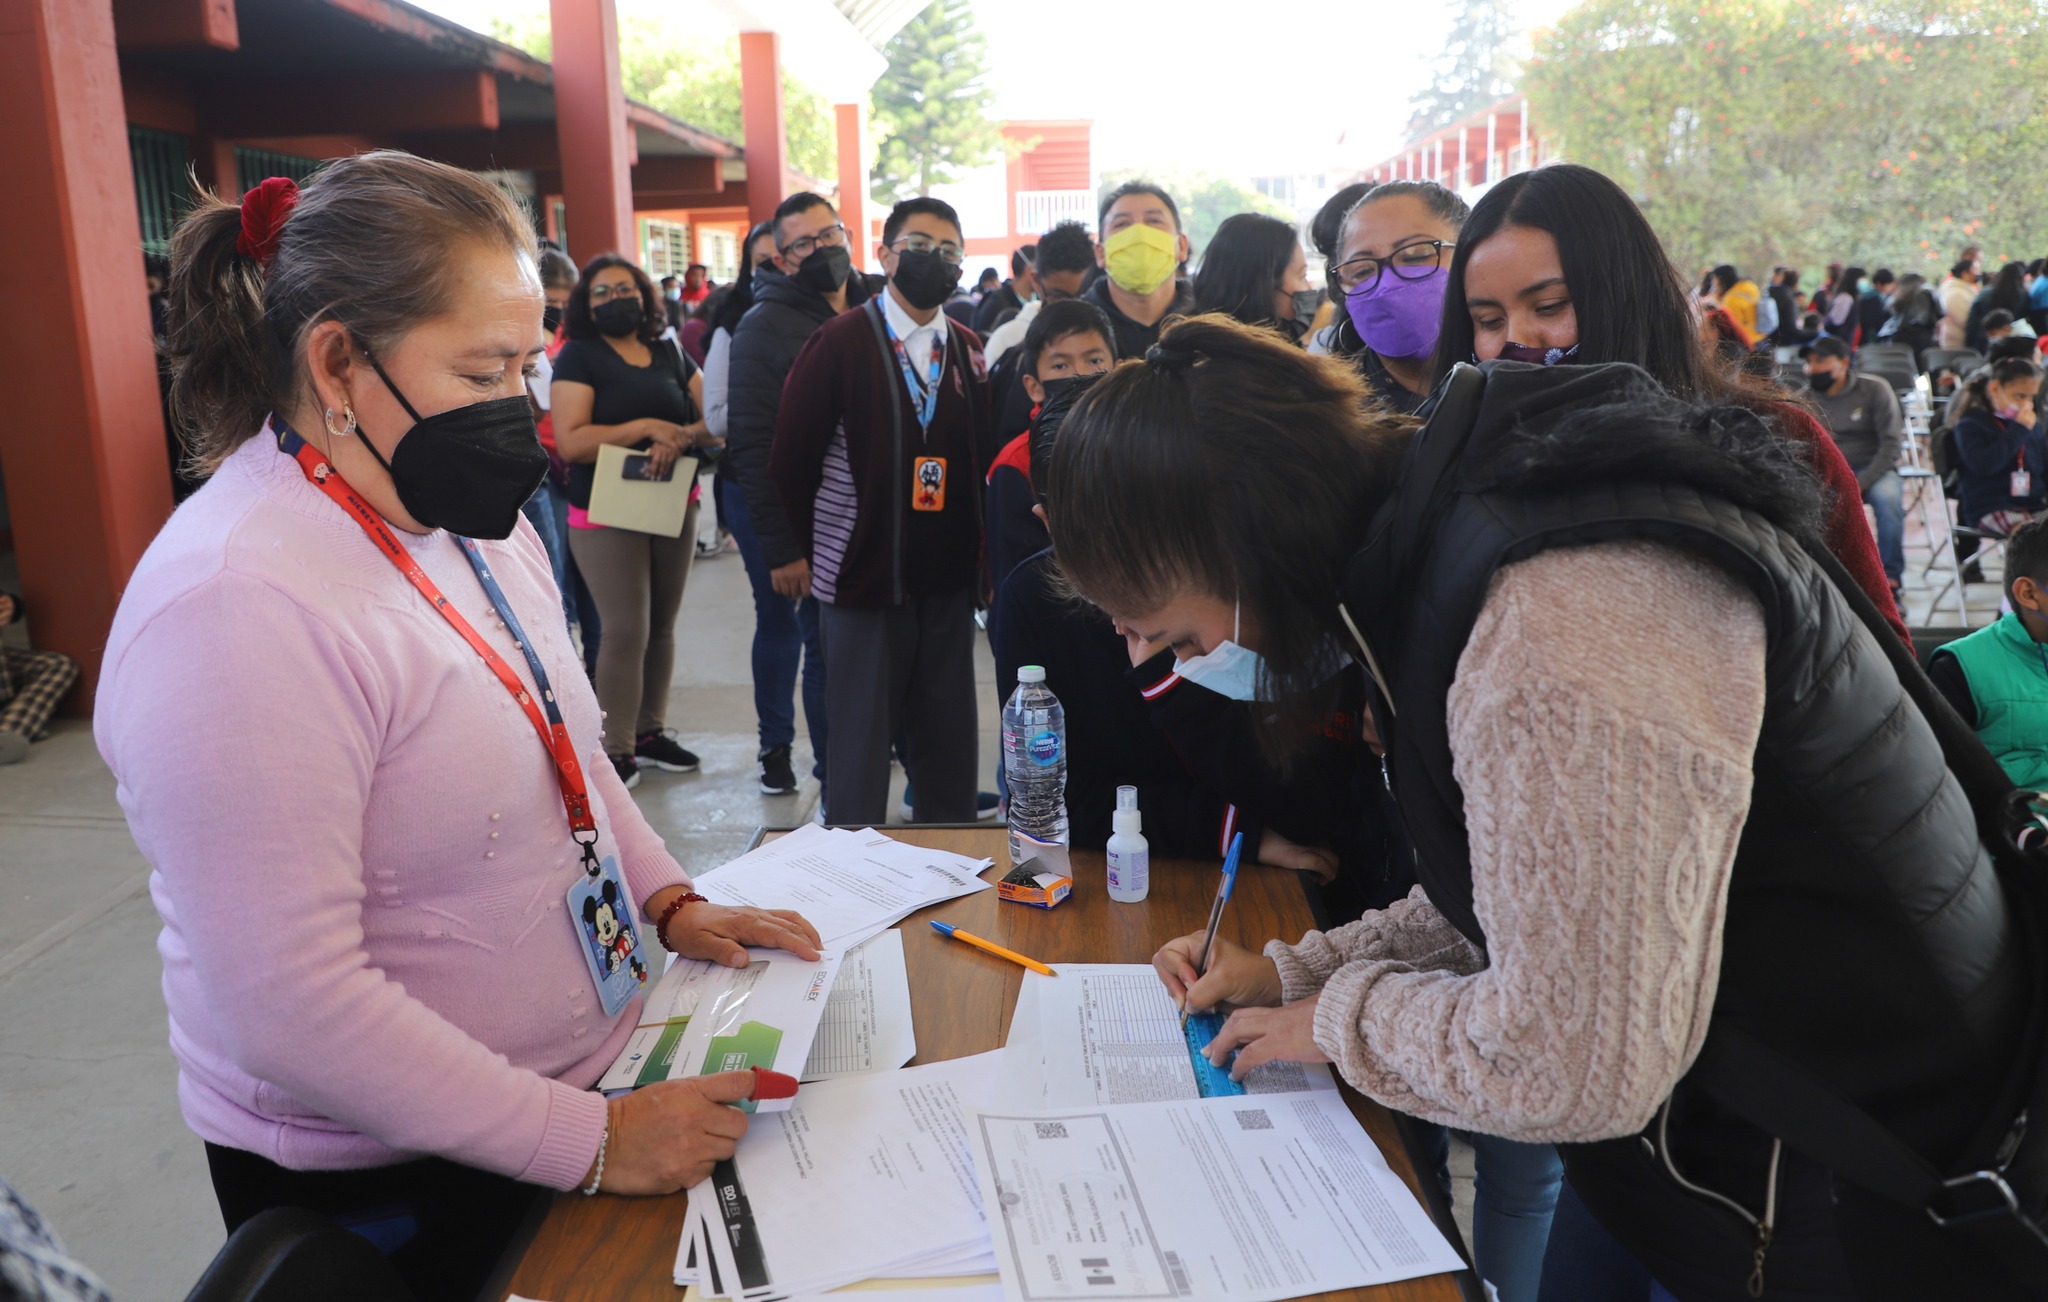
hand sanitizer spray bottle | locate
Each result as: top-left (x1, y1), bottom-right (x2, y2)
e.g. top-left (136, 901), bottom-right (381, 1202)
top-left (1105, 785), bottom-right (1150, 903)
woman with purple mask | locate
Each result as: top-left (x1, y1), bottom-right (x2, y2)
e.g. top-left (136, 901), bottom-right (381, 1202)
top-left (1327, 181), bottom-right (1469, 413)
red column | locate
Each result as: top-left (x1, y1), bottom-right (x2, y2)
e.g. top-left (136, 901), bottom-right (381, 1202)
top-left (834, 101), bottom-right (868, 270)
top-left (549, 0), bottom-right (635, 262)
top-left (0, 0), bottom-right (174, 704)
top-left (740, 31), bottom-right (786, 228)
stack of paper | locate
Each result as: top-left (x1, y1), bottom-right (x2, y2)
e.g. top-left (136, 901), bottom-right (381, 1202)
top-left (690, 824), bottom-right (995, 951)
top-left (678, 1053), bottom-right (1006, 1299)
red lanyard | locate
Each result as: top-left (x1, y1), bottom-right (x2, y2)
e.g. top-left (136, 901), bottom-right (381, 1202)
top-left (276, 423), bottom-right (602, 872)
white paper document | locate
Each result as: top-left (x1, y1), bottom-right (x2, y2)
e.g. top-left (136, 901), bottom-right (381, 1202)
top-left (802, 930), bottom-right (916, 1081)
top-left (597, 947), bottom-right (842, 1102)
top-left (679, 1052), bottom-right (1005, 1299)
top-left (692, 824), bottom-right (994, 951)
top-left (970, 1092), bottom-right (1464, 1300)
top-left (1005, 966), bottom-right (1338, 1110)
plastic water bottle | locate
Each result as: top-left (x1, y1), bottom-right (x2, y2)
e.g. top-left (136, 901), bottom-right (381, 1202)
top-left (1003, 666), bottom-right (1068, 865)
top-left (1105, 786), bottom-right (1150, 903)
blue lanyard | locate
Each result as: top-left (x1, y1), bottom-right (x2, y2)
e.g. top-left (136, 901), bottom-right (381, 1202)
top-left (883, 313), bottom-right (944, 437)
top-left (455, 539), bottom-right (569, 736)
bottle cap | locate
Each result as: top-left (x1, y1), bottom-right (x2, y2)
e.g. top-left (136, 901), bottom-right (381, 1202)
top-left (1113, 785), bottom-right (1141, 836)
top-left (1017, 665), bottom-right (1046, 684)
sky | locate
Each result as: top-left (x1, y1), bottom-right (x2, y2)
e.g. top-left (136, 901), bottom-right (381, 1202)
top-left (414, 0), bottom-right (1578, 180)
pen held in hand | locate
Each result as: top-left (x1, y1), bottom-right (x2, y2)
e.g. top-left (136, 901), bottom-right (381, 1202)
top-left (1181, 831), bottom-right (1245, 1030)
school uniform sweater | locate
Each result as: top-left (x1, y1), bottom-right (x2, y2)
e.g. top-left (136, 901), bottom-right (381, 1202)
top-left (95, 432), bottom-right (686, 1190)
top-left (770, 296), bottom-right (990, 607)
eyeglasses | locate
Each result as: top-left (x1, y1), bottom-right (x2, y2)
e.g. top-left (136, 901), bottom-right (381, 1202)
top-left (588, 282), bottom-right (640, 302)
top-left (890, 233), bottom-right (965, 266)
top-left (1331, 240), bottom-right (1453, 296)
top-left (780, 223), bottom-right (848, 261)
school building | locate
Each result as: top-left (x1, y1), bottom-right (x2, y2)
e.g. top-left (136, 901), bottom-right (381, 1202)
top-left (1, 0), bottom-right (929, 707)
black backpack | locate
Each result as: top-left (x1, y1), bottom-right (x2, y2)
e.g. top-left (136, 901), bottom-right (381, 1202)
top-left (1688, 527), bottom-right (2048, 1284)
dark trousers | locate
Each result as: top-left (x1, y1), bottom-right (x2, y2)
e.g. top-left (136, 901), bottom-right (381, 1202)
top-left (723, 477), bottom-right (827, 772)
top-left (818, 588), bottom-right (979, 825)
top-left (205, 1143), bottom-right (541, 1302)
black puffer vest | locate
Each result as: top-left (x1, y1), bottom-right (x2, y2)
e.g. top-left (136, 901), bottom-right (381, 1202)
top-left (1341, 362), bottom-right (2034, 1298)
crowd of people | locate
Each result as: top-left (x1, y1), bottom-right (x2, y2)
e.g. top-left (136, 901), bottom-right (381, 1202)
top-left (34, 143), bottom-right (2042, 1302)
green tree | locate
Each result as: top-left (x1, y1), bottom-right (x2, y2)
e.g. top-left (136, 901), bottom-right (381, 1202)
top-left (1525, 0), bottom-right (2048, 279)
top-left (488, 12), bottom-right (837, 180)
top-left (1095, 169), bottom-right (1293, 264)
top-left (1408, 0), bottom-right (1522, 139)
top-left (869, 0), bottom-right (1001, 202)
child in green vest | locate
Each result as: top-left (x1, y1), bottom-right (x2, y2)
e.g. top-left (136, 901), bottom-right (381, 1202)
top-left (1929, 515), bottom-right (2048, 789)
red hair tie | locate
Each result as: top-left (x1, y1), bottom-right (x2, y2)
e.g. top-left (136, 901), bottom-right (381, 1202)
top-left (236, 176), bottom-right (300, 270)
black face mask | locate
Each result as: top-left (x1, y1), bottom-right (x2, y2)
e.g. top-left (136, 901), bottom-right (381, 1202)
top-left (357, 352), bottom-right (548, 539)
top-left (1028, 372), bottom-right (1105, 489)
top-left (542, 305), bottom-right (563, 336)
top-left (592, 298), bottom-right (643, 338)
top-left (1808, 368), bottom-right (1841, 393)
top-left (890, 249), bottom-right (961, 311)
top-left (795, 244), bottom-right (853, 296)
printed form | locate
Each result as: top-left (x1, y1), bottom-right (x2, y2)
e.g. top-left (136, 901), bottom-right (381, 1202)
top-left (1005, 966), bottom-right (1338, 1109)
top-left (970, 1092), bottom-right (1464, 1300)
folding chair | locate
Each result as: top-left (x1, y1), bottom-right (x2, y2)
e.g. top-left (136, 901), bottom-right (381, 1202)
top-left (183, 1207), bottom-right (415, 1302)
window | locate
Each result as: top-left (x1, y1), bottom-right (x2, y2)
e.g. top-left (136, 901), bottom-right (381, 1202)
top-left (641, 219), bottom-right (691, 279)
top-left (235, 147), bottom-right (325, 197)
top-left (129, 127), bottom-right (193, 257)
top-left (700, 228), bottom-right (739, 284)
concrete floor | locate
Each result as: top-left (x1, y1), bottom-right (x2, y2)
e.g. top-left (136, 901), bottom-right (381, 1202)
top-left (0, 473), bottom-right (1995, 1299)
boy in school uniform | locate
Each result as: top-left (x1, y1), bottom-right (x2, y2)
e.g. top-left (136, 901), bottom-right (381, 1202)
top-left (770, 197), bottom-right (992, 826)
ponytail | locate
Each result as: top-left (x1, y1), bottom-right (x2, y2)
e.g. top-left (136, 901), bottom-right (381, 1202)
top-left (164, 151), bottom-right (537, 476)
top-left (164, 193), bottom-right (272, 471)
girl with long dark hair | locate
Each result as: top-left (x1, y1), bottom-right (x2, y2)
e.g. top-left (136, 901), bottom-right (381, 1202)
top-left (1429, 163), bottom-right (1908, 641)
top-left (1192, 212), bottom-right (1313, 343)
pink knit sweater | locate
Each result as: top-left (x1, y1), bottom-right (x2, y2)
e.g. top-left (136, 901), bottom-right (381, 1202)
top-left (1270, 541), bottom-right (1768, 1143)
top-left (95, 431), bottom-right (687, 1190)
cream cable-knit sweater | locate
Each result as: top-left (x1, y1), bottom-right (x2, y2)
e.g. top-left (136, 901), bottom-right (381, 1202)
top-left (1269, 541), bottom-right (1768, 1144)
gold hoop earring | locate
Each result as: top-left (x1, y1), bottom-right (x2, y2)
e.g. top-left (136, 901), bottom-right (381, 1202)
top-left (323, 404), bottom-right (356, 438)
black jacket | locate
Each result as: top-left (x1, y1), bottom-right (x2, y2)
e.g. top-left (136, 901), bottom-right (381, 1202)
top-left (973, 283), bottom-right (1023, 335)
top-left (1344, 360), bottom-right (2032, 1297)
top-left (1081, 275), bottom-right (1193, 361)
top-left (726, 265), bottom-right (868, 568)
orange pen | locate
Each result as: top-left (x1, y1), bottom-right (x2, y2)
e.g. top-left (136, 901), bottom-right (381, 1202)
top-left (929, 920), bottom-right (1057, 976)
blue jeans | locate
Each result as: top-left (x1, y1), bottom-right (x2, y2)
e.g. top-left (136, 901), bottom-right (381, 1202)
top-left (723, 478), bottom-right (826, 772)
top-left (1421, 1126), bottom-right (1564, 1302)
top-left (1864, 470), bottom-right (1904, 587)
top-left (520, 478), bottom-right (575, 632)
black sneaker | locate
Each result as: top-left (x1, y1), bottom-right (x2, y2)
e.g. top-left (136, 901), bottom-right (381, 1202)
top-left (610, 752), bottom-right (641, 790)
top-left (635, 729), bottom-right (700, 773)
top-left (759, 745), bottom-right (798, 795)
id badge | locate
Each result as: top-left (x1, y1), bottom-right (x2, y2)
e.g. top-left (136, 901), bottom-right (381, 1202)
top-left (2015, 469), bottom-right (2033, 498)
top-left (912, 455), bottom-right (947, 511)
top-left (567, 856), bottom-right (651, 1017)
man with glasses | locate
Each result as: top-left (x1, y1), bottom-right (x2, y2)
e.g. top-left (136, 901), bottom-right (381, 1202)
top-left (985, 220), bottom-right (1095, 368)
top-left (771, 197), bottom-right (992, 827)
top-left (725, 192), bottom-right (870, 797)
top-left (1325, 180), bottom-right (1469, 414)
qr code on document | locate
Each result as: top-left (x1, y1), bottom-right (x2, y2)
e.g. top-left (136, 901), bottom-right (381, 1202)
top-left (1034, 1121), bottom-right (1069, 1139)
top-left (1233, 1109), bottom-right (1273, 1131)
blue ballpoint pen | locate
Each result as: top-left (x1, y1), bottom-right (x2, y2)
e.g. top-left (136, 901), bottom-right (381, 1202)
top-left (1181, 832), bottom-right (1244, 1029)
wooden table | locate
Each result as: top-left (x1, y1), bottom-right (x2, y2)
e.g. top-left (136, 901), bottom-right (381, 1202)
top-left (496, 827), bottom-right (1477, 1302)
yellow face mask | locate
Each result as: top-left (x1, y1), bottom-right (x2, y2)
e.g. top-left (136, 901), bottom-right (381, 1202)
top-left (1103, 224), bottom-right (1179, 295)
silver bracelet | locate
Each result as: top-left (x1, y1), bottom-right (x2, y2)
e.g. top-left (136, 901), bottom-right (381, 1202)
top-left (582, 1121), bottom-right (609, 1196)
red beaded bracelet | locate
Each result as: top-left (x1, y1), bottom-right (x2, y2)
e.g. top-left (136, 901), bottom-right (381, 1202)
top-left (654, 892), bottom-right (708, 952)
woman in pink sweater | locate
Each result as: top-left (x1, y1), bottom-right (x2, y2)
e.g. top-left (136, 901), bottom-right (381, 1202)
top-left (96, 153), bottom-right (820, 1300)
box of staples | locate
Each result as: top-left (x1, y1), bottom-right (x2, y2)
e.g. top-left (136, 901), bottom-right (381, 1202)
top-left (998, 839), bottom-right (1072, 908)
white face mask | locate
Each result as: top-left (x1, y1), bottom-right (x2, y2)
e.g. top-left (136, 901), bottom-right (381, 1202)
top-left (1172, 602), bottom-right (1268, 702)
